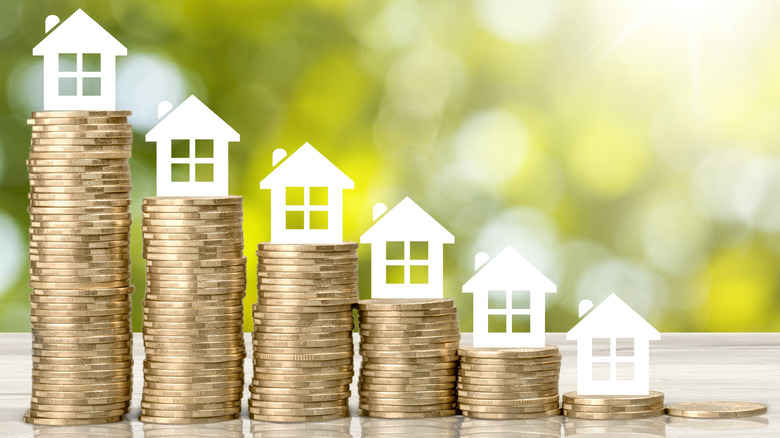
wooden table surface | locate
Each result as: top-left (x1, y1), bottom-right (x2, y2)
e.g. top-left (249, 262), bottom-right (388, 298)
top-left (0, 332), bottom-right (776, 437)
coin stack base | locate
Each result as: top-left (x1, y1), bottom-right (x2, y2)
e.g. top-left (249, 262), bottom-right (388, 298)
top-left (250, 243), bottom-right (358, 423)
top-left (357, 298), bottom-right (460, 419)
top-left (25, 110), bottom-right (134, 426)
top-left (562, 391), bottom-right (665, 420)
top-left (457, 345), bottom-right (562, 420)
top-left (140, 196), bottom-right (247, 425)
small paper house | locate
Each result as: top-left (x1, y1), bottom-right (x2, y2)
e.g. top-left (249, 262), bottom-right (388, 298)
top-left (463, 247), bottom-right (557, 348)
top-left (567, 294), bottom-right (661, 396)
top-left (260, 143), bottom-right (353, 243)
top-left (32, 9), bottom-right (126, 111)
top-left (361, 197), bottom-right (454, 299)
top-left (146, 95), bottom-right (240, 197)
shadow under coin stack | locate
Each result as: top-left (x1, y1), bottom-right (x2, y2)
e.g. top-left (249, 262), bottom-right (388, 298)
top-left (250, 243), bottom-right (358, 422)
top-left (25, 110), bottom-right (134, 425)
top-left (140, 196), bottom-right (247, 424)
top-left (457, 346), bottom-right (562, 419)
top-left (562, 391), bottom-right (665, 420)
top-left (357, 298), bottom-right (460, 419)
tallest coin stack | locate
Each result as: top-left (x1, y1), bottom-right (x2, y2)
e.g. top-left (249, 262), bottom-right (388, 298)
top-left (25, 111), bottom-right (134, 426)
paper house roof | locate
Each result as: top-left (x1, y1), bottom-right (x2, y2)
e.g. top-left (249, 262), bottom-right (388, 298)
top-left (260, 142), bottom-right (353, 189)
top-left (462, 246), bottom-right (557, 293)
top-left (146, 95), bottom-right (239, 142)
top-left (361, 197), bottom-right (454, 243)
top-left (567, 294), bottom-right (661, 340)
top-left (33, 9), bottom-right (126, 56)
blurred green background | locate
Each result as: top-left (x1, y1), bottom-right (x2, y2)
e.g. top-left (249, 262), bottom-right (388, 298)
top-left (1, 0), bottom-right (779, 332)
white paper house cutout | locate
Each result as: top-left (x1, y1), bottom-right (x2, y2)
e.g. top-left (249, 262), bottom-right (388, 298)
top-left (361, 197), bottom-right (454, 299)
top-left (260, 143), bottom-right (354, 243)
top-left (32, 9), bottom-right (126, 111)
top-left (146, 95), bottom-right (240, 197)
top-left (462, 247), bottom-right (557, 348)
top-left (567, 294), bottom-right (661, 396)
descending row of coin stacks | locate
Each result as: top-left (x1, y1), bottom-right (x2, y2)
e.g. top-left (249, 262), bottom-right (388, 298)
top-left (457, 346), bottom-right (562, 419)
top-left (25, 110), bottom-right (135, 426)
top-left (356, 298), bottom-right (460, 418)
top-left (139, 196), bottom-right (247, 424)
top-left (249, 243), bottom-right (358, 422)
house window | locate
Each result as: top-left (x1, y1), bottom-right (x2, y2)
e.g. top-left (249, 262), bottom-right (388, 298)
top-left (385, 241), bottom-right (429, 285)
top-left (169, 139), bottom-right (215, 183)
top-left (590, 337), bottom-right (636, 381)
top-left (486, 290), bottom-right (532, 333)
top-left (58, 53), bottom-right (102, 97)
top-left (284, 187), bottom-right (328, 230)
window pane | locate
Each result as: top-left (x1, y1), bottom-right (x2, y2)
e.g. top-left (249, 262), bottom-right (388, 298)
top-left (592, 362), bottom-right (611, 381)
top-left (488, 290), bottom-right (506, 309)
top-left (592, 338), bottom-right (611, 356)
top-left (386, 265), bottom-right (404, 284)
top-left (59, 53), bottom-right (77, 72)
top-left (410, 241), bottom-right (428, 260)
top-left (286, 187), bottom-right (304, 206)
top-left (82, 53), bottom-right (101, 72)
top-left (410, 266), bottom-right (428, 284)
top-left (58, 77), bottom-right (77, 96)
top-left (285, 211), bottom-right (304, 229)
top-left (195, 139), bottom-right (214, 158)
top-left (171, 140), bottom-right (189, 158)
top-left (616, 361), bottom-right (634, 381)
top-left (386, 241), bottom-right (404, 260)
top-left (310, 187), bottom-right (328, 206)
top-left (511, 314), bottom-right (531, 333)
top-left (82, 78), bottom-right (101, 96)
top-left (310, 211), bottom-right (328, 230)
top-left (171, 163), bottom-right (189, 182)
top-left (195, 163), bottom-right (213, 182)
top-left (488, 315), bottom-right (506, 333)
top-left (616, 338), bottom-right (634, 356)
top-left (511, 290), bottom-right (530, 309)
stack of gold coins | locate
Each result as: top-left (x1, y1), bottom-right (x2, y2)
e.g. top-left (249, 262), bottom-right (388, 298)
top-left (249, 243), bottom-right (358, 422)
top-left (25, 110), bottom-right (134, 426)
top-left (357, 298), bottom-right (460, 419)
top-left (457, 346), bottom-right (562, 419)
top-left (562, 391), bottom-right (665, 419)
top-left (140, 196), bottom-right (247, 424)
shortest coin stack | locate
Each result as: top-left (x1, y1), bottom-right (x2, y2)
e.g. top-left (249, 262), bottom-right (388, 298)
top-left (457, 346), bottom-right (562, 419)
top-left (140, 196), bottom-right (247, 424)
top-left (357, 298), bottom-right (460, 419)
top-left (562, 391), bottom-right (665, 420)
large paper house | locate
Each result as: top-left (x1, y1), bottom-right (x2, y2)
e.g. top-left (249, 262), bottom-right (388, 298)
top-left (361, 197), bottom-right (454, 299)
top-left (32, 9), bottom-right (126, 110)
top-left (463, 247), bottom-right (557, 348)
top-left (146, 95), bottom-right (240, 197)
top-left (567, 294), bottom-right (661, 395)
top-left (260, 143), bottom-right (354, 243)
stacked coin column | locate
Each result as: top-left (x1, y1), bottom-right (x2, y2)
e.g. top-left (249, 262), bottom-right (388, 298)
top-left (249, 243), bottom-right (358, 422)
top-left (140, 196), bottom-right (247, 424)
top-left (357, 298), bottom-right (460, 418)
top-left (457, 346), bottom-right (562, 419)
top-left (25, 110), bottom-right (134, 426)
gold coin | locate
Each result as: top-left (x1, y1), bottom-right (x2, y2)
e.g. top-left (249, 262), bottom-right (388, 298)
top-left (358, 403), bottom-right (456, 413)
top-left (562, 391), bottom-right (664, 406)
top-left (140, 400), bottom-right (241, 412)
top-left (461, 409), bottom-right (561, 420)
top-left (358, 382), bottom-right (454, 392)
top-left (248, 391), bottom-right (349, 404)
top-left (257, 243), bottom-right (358, 252)
top-left (256, 250), bottom-right (356, 259)
top-left (357, 408), bottom-right (456, 419)
top-left (562, 409), bottom-right (665, 420)
top-left (248, 412), bottom-right (348, 423)
top-left (456, 382), bottom-right (558, 392)
top-left (143, 196), bottom-right (242, 206)
top-left (458, 361), bottom-right (561, 372)
top-left (252, 357), bottom-right (353, 369)
top-left (562, 401), bottom-right (664, 413)
top-left (31, 110), bottom-right (132, 118)
top-left (664, 401), bottom-right (767, 419)
top-left (458, 345), bottom-right (559, 359)
top-left (139, 407), bottom-right (241, 418)
top-left (24, 413), bottom-right (124, 426)
top-left (138, 413), bottom-right (239, 424)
